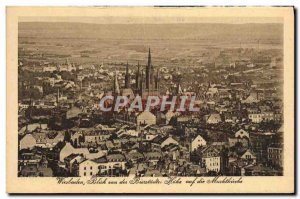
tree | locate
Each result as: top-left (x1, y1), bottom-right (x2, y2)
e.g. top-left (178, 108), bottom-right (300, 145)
top-left (79, 135), bottom-right (85, 143)
top-left (109, 133), bottom-right (118, 140)
top-left (190, 149), bottom-right (201, 164)
top-left (169, 117), bottom-right (177, 126)
top-left (70, 139), bottom-right (74, 146)
top-left (207, 170), bottom-right (218, 176)
top-left (64, 131), bottom-right (71, 142)
top-left (73, 138), bottom-right (78, 148)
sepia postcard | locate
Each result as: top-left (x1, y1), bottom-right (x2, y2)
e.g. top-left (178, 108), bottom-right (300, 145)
top-left (6, 6), bottom-right (295, 194)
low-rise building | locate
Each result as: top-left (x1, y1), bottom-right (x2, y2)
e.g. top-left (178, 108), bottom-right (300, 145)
top-left (19, 134), bottom-right (37, 150)
top-left (206, 113), bottom-right (222, 124)
top-left (201, 146), bottom-right (221, 173)
top-left (191, 135), bottom-right (207, 152)
top-left (78, 154), bottom-right (126, 177)
top-left (248, 113), bottom-right (263, 123)
top-left (161, 136), bottom-right (179, 148)
top-left (268, 144), bottom-right (283, 168)
top-left (137, 111), bottom-right (156, 126)
top-left (240, 149), bottom-right (257, 163)
top-left (235, 129), bottom-right (249, 139)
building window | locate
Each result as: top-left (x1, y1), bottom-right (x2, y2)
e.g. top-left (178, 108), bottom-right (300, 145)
top-left (90, 172), bottom-right (93, 176)
top-left (84, 167), bottom-right (86, 170)
top-left (84, 172), bottom-right (86, 176)
top-left (90, 166), bottom-right (92, 170)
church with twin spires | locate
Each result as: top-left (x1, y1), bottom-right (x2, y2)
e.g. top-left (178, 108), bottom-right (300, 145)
top-left (113, 48), bottom-right (160, 100)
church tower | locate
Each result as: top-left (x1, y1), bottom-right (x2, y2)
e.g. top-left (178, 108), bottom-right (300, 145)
top-left (113, 71), bottom-right (120, 95)
top-left (124, 62), bottom-right (130, 88)
top-left (139, 69), bottom-right (144, 96)
top-left (135, 61), bottom-right (140, 90)
top-left (176, 82), bottom-right (183, 95)
top-left (150, 56), bottom-right (155, 86)
top-left (155, 68), bottom-right (159, 90)
top-left (146, 48), bottom-right (151, 89)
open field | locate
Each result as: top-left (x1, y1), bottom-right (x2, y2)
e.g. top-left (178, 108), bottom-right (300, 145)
top-left (19, 22), bottom-right (283, 67)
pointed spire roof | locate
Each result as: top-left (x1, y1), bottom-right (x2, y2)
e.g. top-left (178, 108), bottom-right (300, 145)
top-left (125, 61), bottom-right (130, 88)
top-left (166, 89), bottom-right (170, 95)
top-left (148, 48), bottom-right (151, 68)
top-left (135, 61), bottom-right (140, 90)
top-left (114, 70), bottom-right (120, 94)
top-left (140, 69), bottom-right (144, 92)
top-left (140, 69), bottom-right (144, 81)
top-left (177, 83), bottom-right (183, 95)
top-left (126, 61), bottom-right (129, 73)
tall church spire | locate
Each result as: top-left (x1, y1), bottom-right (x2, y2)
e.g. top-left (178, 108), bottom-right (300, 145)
top-left (135, 61), bottom-right (140, 90)
top-left (125, 61), bottom-right (130, 88)
top-left (148, 48), bottom-right (151, 67)
top-left (146, 48), bottom-right (151, 89)
top-left (155, 68), bottom-right (159, 90)
top-left (140, 69), bottom-right (144, 95)
top-left (176, 82), bottom-right (183, 95)
top-left (114, 71), bottom-right (120, 94)
top-left (150, 50), bottom-right (154, 86)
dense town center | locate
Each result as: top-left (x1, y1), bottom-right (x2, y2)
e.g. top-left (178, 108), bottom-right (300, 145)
top-left (18, 22), bottom-right (283, 177)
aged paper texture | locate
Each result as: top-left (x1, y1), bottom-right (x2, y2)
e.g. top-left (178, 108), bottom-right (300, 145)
top-left (7, 6), bottom-right (294, 193)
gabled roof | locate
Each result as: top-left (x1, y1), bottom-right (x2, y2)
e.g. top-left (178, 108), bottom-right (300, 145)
top-left (107, 154), bottom-right (126, 162)
top-left (92, 156), bottom-right (107, 163)
top-left (201, 146), bottom-right (221, 158)
top-left (277, 125), bottom-right (284, 133)
top-left (125, 151), bottom-right (144, 160)
top-left (235, 129), bottom-right (249, 139)
top-left (64, 153), bottom-right (82, 162)
top-left (161, 136), bottom-right (179, 144)
top-left (137, 111), bottom-right (156, 119)
top-left (207, 113), bottom-right (221, 121)
top-left (192, 134), bottom-right (206, 142)
top-left (143, 151), bottom-right (162, 159)
top-left (151, 135), bottom-right (164, 144)
top-left (229, 159), bottom-right (249, 168)
top-left (241, 149), bottom-right (256, 158)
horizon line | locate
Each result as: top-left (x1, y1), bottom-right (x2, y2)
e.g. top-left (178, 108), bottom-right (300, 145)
top-left (19, 16), bottom-right (283, 25)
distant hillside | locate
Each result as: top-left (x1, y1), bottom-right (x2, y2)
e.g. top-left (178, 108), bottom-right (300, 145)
top-left (19, 22), bottom-right (283, 42)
